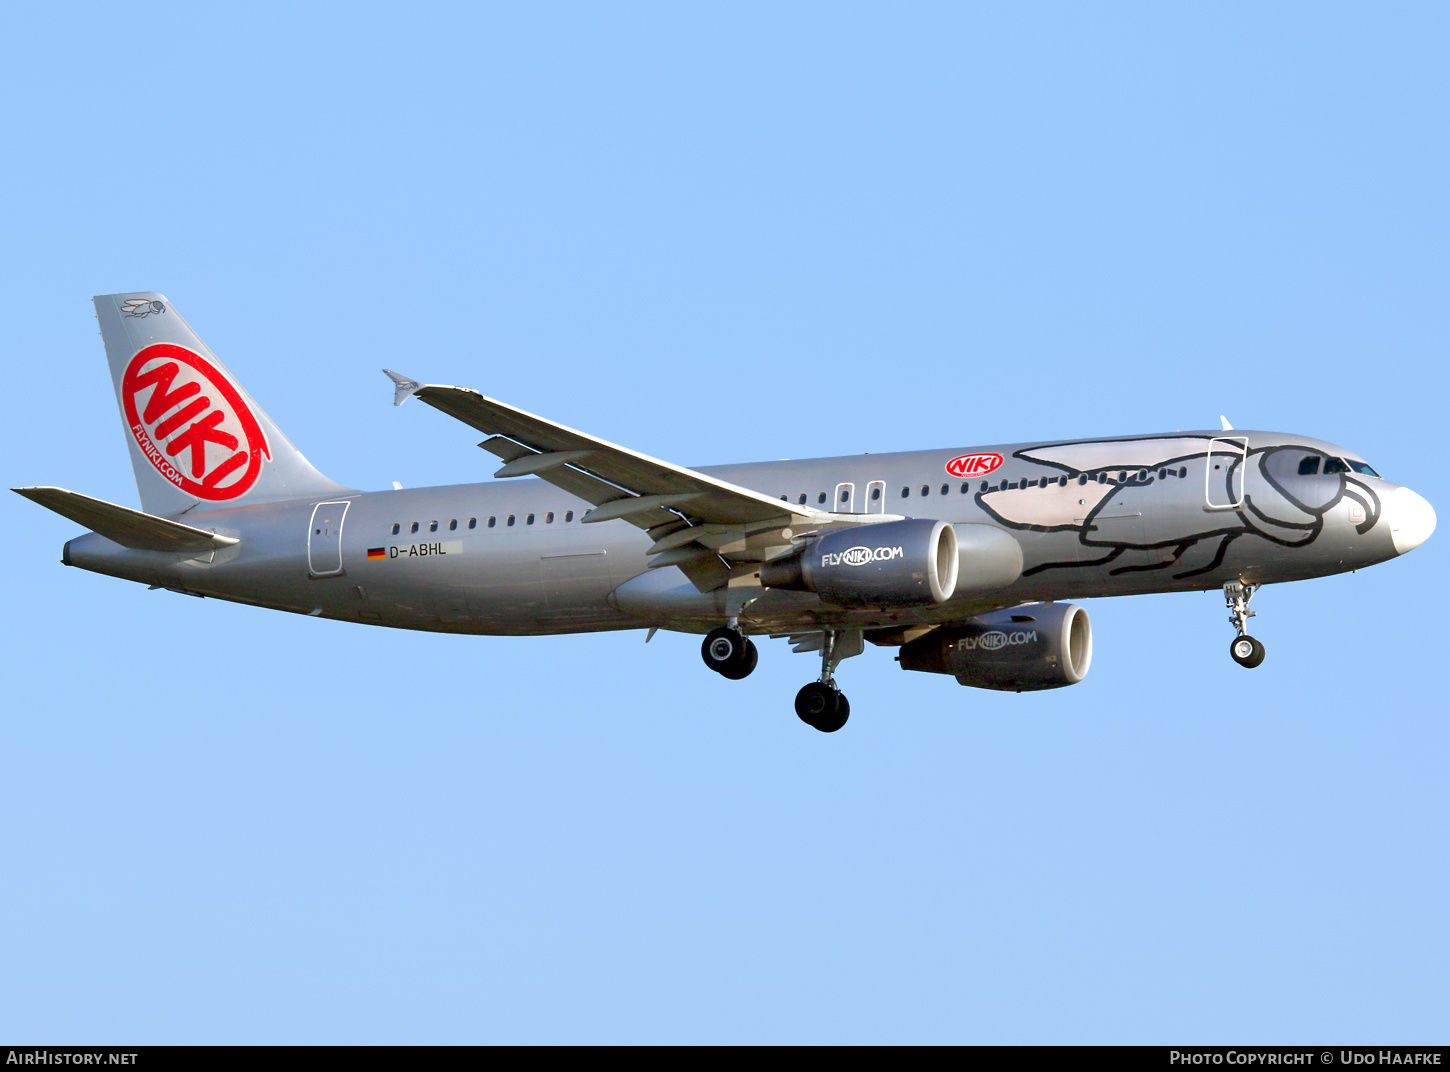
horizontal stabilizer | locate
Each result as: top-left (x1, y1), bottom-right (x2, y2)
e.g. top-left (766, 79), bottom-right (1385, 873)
top-left (12, 487), bottom-right (239, 553)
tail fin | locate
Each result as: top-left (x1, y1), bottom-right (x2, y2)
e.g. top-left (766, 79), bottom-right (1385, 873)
top-left (94, 292), bottom-right (351, 516)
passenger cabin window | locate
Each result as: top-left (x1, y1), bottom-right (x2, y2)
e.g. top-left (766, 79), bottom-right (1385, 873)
top-left (818, 492), bottom-right (827, 504)
top-left (527, 513), bottom-right (535, 525)
top-left (901, 487), bottom-right (910, 498)
top-left (798, 494), bottom-right (807, 505)
top-left (507, 515), bottom-right (516, 526)
top-left (1298, 456), bottom-right (1321, 476)
top-left (980, 481), bottom-right (988, 493)
top-left (468, 518), bottom-right (477, 529)
top-left (448, 519), bottom-right (457, 531)
top-left (546, 512), bottom-right (554, 523)
top-left (391, 523), bottom-right (400, 536)
top-left (488, 516), bottom-right (496, 528)
top-left (920, 485), bottom-right (930, 496)
top-left (1324, 457), bottom-right (1351, 475)
top-left (429, 521), bottom-right (438, 532)
top-left (410, 522), bottom-right (419, 534)
top-left (565, 511), bottom-right (574, 522)
top-left (940, 483), bottom-right (949, 495)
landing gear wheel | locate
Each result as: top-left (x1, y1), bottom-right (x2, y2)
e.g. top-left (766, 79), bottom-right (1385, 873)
top-left (1230, 635), bottom-right (1266, 668)
top-left (717, 639), bottom-right (758, 680)
top-left (795, 682), bottom-right (849, 732)
top-left (702, 627), bottom-right (754, 678)
top-left (817, 692), bottom-right (850, 733)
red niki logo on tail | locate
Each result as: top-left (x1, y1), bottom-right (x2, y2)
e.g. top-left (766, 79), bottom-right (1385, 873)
top-left (122, 344), bottom-right (270, 500)
top-left (945, 452), bottom-right (1004, 478)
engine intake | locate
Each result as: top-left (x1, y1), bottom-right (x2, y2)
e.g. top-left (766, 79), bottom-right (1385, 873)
top-left (898, 602), bottom-right (1092, 691)
top-left (760, 518), bottom-right (958, 607)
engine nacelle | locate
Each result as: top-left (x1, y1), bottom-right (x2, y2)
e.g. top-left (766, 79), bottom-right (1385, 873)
top-left (953, 523), bottom-right (1023, 594)
top-left (760, 518), bottom-right (958, 607)
top-left (898, 602), bottom-right (1092, 691)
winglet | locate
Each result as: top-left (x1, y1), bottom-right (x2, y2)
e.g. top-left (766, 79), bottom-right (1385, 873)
top-left (383, 369), bottom-right (423, 407)
top-left (1220, 415), bottom-right (1234, 431)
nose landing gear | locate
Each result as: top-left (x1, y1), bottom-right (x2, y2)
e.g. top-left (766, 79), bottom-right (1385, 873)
top-left (701, 625), bottom-right (758, 679)
top-left (1224, 581), bottom-right (1266, 668)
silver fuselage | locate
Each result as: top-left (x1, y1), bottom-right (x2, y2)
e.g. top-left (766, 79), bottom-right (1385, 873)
top-left (62, 429), bottom-right (1412, 638)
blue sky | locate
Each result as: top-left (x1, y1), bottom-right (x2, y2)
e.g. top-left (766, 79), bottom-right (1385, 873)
top-left (2, 2), bottom-right (1446, 1043)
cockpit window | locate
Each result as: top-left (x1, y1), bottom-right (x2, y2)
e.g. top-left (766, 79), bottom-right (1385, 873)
top-left (1297, 456), bottom-right (1321, 476)
top-left (1323, 457), bottom-right (1351, 475)
top-left (1349, 460), bottom-right (1380, 478)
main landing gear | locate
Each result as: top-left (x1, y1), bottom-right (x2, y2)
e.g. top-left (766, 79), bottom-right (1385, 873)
top-left (701, 625), bottom-right (758, 680)
top-left (795, 682), bottom-right (849, 734)
top-left (794, 629), bottom-right (858, 734)
top-left (1224, 581), bottom-right (1266, 668)
top-left (700, 622), bottom-right (861, 733)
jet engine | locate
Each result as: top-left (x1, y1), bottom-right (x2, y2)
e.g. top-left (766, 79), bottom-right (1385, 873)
top-left (898, 602), bottom-right (1092, 691)
top-left (760, 518), bottom-right (958, 607)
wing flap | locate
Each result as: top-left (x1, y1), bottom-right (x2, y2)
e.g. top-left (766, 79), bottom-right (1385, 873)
top-left (13, 487), bottom-right (240, 552)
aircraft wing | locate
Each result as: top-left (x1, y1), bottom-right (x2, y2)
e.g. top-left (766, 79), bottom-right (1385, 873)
top-left (386, 372), bottom-right (820, 529)
top-left (13, 487), bottom-right (240, 553)
top-left (385, 370), bottom-right (839, 590)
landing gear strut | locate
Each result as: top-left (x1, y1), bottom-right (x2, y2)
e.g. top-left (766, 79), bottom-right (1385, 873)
top-left (701, 625), bottom-right (758, 680)
top-left (795, 629), bottom-right (857, 733)
top-left (1224, 581), bottom-right (1266, 668)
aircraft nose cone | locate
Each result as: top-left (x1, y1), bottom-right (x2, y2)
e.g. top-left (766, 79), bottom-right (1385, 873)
top-left (1387, 486), bottom-right (1436, 555)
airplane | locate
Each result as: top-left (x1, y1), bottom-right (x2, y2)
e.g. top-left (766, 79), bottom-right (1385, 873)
top-left (14, 292), bottom-right (1438, 732)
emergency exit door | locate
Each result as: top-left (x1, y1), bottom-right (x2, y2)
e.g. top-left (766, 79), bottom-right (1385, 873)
top-left (308, 501), bottom-right (351, 577)
top-left (865, 480), bottom-right (886, 513)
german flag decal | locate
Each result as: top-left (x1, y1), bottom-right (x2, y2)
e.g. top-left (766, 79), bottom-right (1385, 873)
top-left (367, 547), bottom-right (386, 560)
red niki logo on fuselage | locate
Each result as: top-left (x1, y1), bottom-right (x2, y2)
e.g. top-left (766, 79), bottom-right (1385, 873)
top-left (122, 344), bottom-right (270, 500)
top-left (945, 452), bottom-right (1004, 478)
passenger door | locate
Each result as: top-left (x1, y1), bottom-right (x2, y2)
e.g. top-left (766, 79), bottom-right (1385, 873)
top-left (1205, 437), bottom-right (1248, 510)
top-left (307, 501), bottom-right (350, 577)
